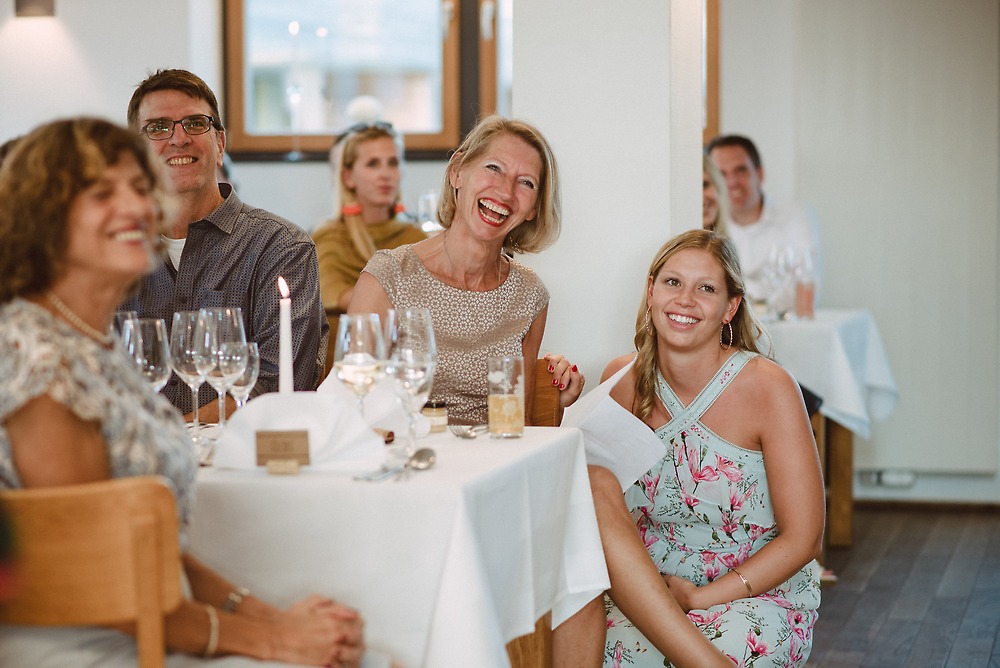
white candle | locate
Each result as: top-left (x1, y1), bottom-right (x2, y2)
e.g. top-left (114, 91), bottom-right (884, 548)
top-left (277, 276), bottom-right (293, 393)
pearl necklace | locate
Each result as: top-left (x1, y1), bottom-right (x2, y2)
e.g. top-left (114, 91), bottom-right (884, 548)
top-left (442, 232), bottom-right (503, 290)
top-left (45, 291), bottom-right (113, 345)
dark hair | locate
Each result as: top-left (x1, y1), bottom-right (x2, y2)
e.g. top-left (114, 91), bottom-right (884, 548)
top-left (706, 134), bottom-right (762, 170)
top-left (0, 135), bottom-right (22, 170)
top-left (0, 118), bottom-right (171, 303)
top-left (127, 69), bottom-right (224, 132)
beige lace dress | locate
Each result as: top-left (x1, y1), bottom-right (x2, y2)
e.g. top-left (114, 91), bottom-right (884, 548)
top-left (363, 245), bottom-right (549, 424)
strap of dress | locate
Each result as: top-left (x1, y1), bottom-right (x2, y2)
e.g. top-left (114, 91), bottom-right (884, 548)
top-left (656, 350), bottom-right (757, 442)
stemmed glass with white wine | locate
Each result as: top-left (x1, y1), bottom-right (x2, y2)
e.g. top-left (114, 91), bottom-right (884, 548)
top-left (334, 313), bottom-right (385, 416)
top-left (121, 318), bottom-right (171, 392)
top-left (170, 311), bottom-right (207, 445)
top-left (384, 308), bottom-right (436, 465)
top-left (194, 307), bottom-right (248, 437)
top-left (229, 341), bottom-right (260, 409)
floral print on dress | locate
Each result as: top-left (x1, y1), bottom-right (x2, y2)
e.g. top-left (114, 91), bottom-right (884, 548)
top-left (0, 299), bottom-right (197, 538)
top-left (604, 351), bottom-right (820, 667)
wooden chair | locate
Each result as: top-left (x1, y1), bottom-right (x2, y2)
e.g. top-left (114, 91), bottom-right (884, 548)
top-left (0, 476), bottom-right (184, 668)
top-left (530, 357), bottom-right (564, 428)
top-left (505, 359), bottom-right (564, 668)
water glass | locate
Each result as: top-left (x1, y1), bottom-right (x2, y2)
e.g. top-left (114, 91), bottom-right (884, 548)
top-left (487, 355), bottom-right (524, 438)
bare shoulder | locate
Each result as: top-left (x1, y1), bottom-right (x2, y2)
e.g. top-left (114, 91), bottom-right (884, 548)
top-left (601, 353), bottom-right (637, 382)
top-left (745, 355), bottom-right (798, 392)
top-left (741, 355), bottom-right (802, 402)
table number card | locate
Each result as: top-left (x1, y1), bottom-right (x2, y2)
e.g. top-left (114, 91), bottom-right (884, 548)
top-left (256, 430), bottom-right (310, 467)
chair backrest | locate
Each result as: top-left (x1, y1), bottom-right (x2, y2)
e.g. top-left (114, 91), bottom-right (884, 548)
top-left (531, 358), bottom-right (564, 427)
top-left (0, 476), bottom-right (183, 668)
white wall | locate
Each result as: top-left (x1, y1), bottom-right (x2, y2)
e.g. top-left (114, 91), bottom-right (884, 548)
top-left (720, 0), bottom-right (1000, 502)
top-left (513, 0), bottom-right (703, 384)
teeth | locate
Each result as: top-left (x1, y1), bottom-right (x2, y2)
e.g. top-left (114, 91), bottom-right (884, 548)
top-left (668, 314), bottom-right (698, 324)
top-left (112, 230), bottom-right (146, 242)
top-left (479, 199), bottom-right (510, 223)
top-left (167, 157), bottom-right (194, 166)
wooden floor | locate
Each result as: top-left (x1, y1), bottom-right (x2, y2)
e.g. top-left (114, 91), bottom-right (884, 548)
top-left (809, 504), bottom-right (1000, 667)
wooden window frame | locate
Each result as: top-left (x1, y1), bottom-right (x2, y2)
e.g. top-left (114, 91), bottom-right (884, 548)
top-left (223, 0), bottom-right (464, 159)
top-left (703, 0), bottom-right (719, 146)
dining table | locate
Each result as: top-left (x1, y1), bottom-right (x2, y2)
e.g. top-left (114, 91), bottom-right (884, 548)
top-left (763, 307), bottom-right (898, 546)
top-left (188, 426), bottom-right (609, 667)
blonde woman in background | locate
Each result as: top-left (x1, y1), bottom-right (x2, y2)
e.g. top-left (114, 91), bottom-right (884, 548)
top-left (313, 119), bottom-right (426, 313)
top-left (702, 154), bottom-right (730, 236)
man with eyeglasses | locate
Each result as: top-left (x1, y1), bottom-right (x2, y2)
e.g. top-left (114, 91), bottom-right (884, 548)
top-left (123, 69), bottom-right (329, 422)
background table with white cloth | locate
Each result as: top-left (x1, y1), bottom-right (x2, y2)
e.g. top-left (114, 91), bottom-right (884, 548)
top-left (189, 427), bottom-right (609, 667)
top-left (764, 308), bottom-right (899, 546)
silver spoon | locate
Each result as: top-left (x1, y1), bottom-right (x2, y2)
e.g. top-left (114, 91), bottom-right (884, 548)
top-left (395, 447), bottom-right (437, 481)
top-left (448, 424), bottom-right (489, 439)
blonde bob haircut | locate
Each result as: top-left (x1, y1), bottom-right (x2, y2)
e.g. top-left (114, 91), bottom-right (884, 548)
top-left (0, 117), bottom-right (172, 304)
top-left (630, 229), bottom-right (771, 420)
top-left (436, 115), bottom-right (561, 254)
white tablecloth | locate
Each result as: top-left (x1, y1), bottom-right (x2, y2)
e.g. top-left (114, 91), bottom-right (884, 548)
top-left (188, 427), bottom-right (609, 667)
top-left (764, 308), bottom-right (898, 439)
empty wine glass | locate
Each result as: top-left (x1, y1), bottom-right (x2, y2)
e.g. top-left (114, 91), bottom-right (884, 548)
top-left (170, 311), bottom-right (207, 444)
top-left (194, 307), bottom-right (248, 435)
top-left (110, 310), bottom-right (137, 341)
top-left (229, 341), bottom-right (260, 409)
top-left (122, 318), bottom-right (171, 392)
top-left (334, 313), bottom-right (385, 416)
top-left (384, 309), bottom-right (437, 464)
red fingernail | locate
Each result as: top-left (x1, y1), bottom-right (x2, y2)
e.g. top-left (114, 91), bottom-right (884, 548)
top-left (572, 365), bottom-right (578, 372)
top-left (560, 383), bottom-right (566, 390)
top-left (548, 365), bottom-right (554, 372)
top-left (552, 378), bottom-right (559, 386)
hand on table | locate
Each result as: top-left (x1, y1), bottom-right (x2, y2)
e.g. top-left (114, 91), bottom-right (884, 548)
top-left (543, 352), bottom-right (586, 408)
top-left (271, 595), bottom-right (365, 667)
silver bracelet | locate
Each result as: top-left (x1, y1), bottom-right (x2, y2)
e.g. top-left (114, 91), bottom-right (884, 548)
top-left (203, 604), bottom-right (219, 658)
top-left (222, 586), bottom-right (251, 613)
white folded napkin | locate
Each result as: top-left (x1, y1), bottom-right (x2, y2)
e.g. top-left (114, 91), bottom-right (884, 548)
top-left (561, 357), bottom-right (666, 491)
top-left (317, 372), bottom-right (430, 438)
top-left (213, 391), bottom-right (384, 471)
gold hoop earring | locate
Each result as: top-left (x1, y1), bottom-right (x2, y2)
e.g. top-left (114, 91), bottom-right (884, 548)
top-left (644, 306), bottom-right (652, 334)
top-left (721, 321), bottom-right (734, 350)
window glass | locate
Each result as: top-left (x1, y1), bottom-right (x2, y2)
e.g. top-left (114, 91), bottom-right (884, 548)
top-left (243, 0), bottom-right (445, 136)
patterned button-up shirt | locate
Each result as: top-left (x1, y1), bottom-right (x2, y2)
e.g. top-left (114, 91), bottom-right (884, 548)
top-left (123, 184), bottom-right (329, 413)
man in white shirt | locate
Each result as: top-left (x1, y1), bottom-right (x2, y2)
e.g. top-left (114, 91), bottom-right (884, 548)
top-left (707, 135), bottom-right (821, 304)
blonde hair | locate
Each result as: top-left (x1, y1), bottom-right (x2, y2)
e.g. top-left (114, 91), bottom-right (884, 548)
top-left (631, 229), bottom-right (771, 420)
top-left (328, 123), bottom-right (405, 261)
top-left (703, 155), bottom-right (731, 237)
top-left (0, 117), bottom-right (172, 304)
top-left (437, 115), bottom-right (561, 253)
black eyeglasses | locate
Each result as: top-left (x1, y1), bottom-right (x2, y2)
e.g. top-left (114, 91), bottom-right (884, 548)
top-left (334, 121), bottom-right (395, 145)
top-left (141, 114), bottom-right (220, 141)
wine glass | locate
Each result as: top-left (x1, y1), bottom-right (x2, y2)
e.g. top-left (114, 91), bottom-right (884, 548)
top-left (229, 342), bottom-right (260, 409)
top-left (110, 310), bottom-right (137, 341)
top-left (333, 313), bottom-right (385, 416)
top-left (121, 318), bottom-right (171, 392)
top-left (384, 309), bottom-right (437, 463)
top-left (194, 307), bottom-right (248, 434)
top-left (170, 311), bottom-right (207, 444)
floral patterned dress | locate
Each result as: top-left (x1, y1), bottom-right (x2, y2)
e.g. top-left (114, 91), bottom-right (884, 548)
top-left (604, 350), bottom-right (821, 668)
